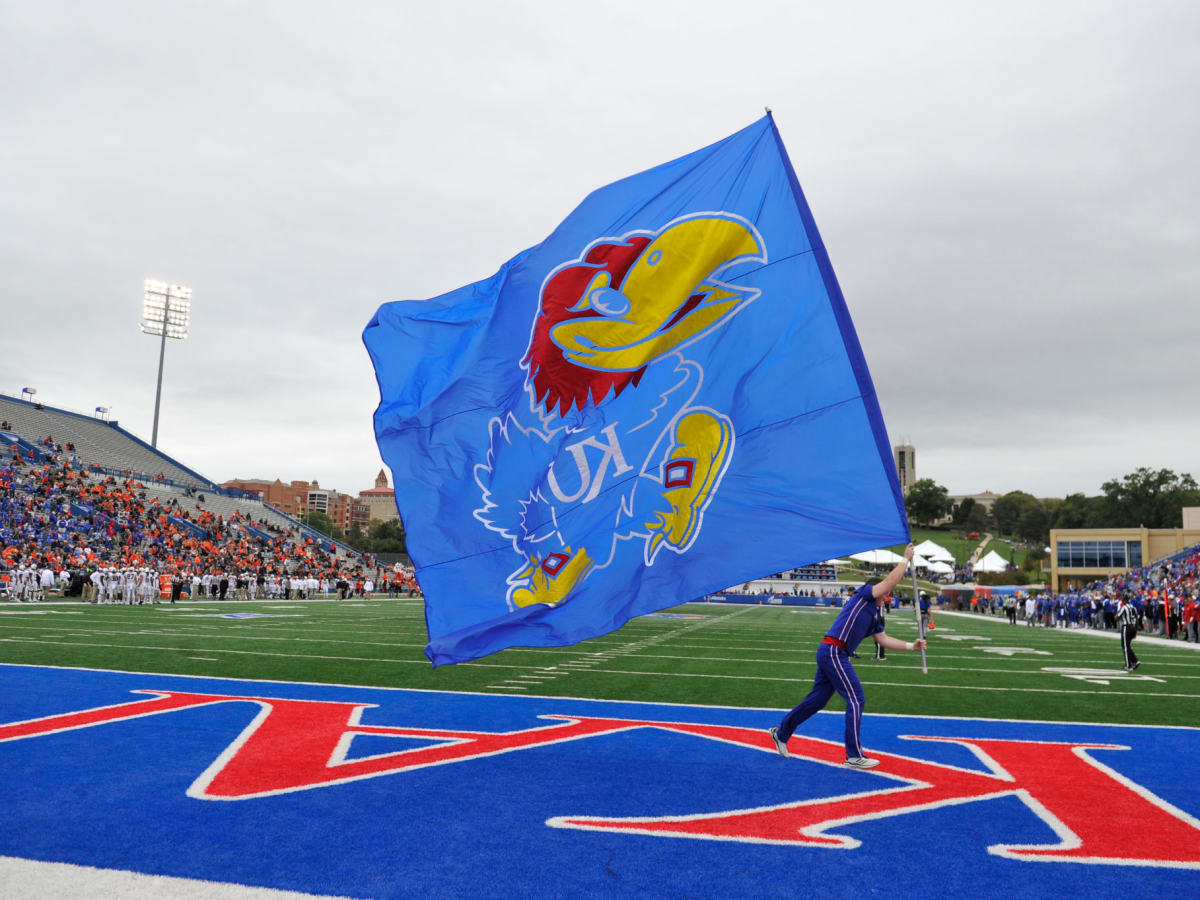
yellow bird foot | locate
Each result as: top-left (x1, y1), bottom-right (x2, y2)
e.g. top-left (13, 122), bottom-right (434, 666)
top-left (508, 547), bottom-right (594, 609)
top-left (645, 410), bottom-right (732, 559)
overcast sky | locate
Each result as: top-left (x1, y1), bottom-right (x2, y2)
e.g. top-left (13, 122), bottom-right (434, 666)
top-left (2, 1), bottom-right (1196, 501)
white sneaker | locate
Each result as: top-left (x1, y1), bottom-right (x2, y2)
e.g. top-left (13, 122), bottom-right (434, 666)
top-left (844, 756), bottom-right (879, 769)
top-left (768, 727), bottom-right (789, 758)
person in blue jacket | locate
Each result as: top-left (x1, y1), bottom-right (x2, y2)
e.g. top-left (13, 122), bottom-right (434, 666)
top-left (770, 544), bottom-right (927, 769)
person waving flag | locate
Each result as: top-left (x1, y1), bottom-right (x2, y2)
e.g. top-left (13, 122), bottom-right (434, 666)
top-left (770, 544), bottom-right (927, 768)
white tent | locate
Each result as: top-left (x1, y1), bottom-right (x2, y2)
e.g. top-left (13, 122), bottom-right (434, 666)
top-left (928, 561), bottom-right (954, 575)
top-left (911, 553), bottom-right (932, 569)
top-left (850, 549), bottom-right (906, 565)
top-left (821, 559), bottom-right (855, 567)
top-left (914, 539), bottom-right (955, 562)
top-left (973, 550), bottom-right (1010, 573)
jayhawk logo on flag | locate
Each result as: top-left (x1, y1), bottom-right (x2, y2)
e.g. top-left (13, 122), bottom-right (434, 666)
top-left (365, 115), bottom-right (909, 665)
top-left (477, 213), bottom-right (762, 610)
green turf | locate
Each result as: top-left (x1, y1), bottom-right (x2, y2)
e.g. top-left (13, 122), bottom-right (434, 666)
top-left (2, 597), bottom-right (1197, 727)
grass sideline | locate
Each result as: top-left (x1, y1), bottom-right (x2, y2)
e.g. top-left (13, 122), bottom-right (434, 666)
top-left (1, 595), bottom-right (1197, 727)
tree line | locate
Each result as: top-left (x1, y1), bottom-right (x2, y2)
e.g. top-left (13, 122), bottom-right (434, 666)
top-left (299, 466), bottom-right (1198, 556)
top-left (904, 467), bottom-right (1200, 543)
top-left (301, 511), bottom-right (407, 555)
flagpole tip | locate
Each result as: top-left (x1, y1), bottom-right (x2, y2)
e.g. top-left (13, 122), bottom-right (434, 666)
top-left (764, 106), bottom-right (772, 115)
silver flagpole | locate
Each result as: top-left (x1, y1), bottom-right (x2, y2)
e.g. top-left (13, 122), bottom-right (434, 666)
top-left (911, 567), bottom-right (928, 674)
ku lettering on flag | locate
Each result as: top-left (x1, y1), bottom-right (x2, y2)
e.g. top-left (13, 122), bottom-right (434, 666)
top-left (364, 114), bottom-right (908, 665)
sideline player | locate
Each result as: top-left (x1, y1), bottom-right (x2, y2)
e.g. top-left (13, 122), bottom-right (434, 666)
top-left (919, 590), bottom-right (933, 631)
top-left (769, 544), bottom-right (926, 769)
top-left (873, 591), bottom-right (888, 660)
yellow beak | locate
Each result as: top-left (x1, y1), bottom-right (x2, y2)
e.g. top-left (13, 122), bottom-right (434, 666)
top-left (550, 216), bottom-right (763, 372)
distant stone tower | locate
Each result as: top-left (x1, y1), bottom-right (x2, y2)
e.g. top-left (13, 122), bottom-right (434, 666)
top-left (894, 444), bottom-right (916, 495)
top-left (359, 469), bottom-right (398, 523)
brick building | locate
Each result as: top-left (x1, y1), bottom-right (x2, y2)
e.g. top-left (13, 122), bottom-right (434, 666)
top-left (221, 477), bottom-right (369, 531)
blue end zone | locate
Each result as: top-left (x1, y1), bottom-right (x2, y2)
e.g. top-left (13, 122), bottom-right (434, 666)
top-left (0, 664), bottom-right (1195, 898)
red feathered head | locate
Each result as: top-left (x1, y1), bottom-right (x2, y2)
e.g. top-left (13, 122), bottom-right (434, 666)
top-left (522, 236), bottom-right (651, 417)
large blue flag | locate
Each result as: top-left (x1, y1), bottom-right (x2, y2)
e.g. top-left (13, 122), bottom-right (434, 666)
top-left (365, 114), bottom-right (909, 666)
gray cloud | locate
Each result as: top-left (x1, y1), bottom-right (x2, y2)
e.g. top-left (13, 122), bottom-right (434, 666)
top-left (2, 0), bottom-right (1196, 501)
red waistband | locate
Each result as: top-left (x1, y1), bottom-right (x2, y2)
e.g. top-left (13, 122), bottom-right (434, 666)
top-left (821, 635), bottom-right (847, 650)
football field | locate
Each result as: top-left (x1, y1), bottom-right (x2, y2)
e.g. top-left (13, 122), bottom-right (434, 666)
top-left (1, 596), bottom-right (1197, 726)
top-left (2, 597), bottom-right (1200, 898)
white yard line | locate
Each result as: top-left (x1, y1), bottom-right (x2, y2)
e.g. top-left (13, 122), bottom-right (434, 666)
top-left (6, 622), bottom-right (1199, 672)
top-left (565, 653), bottom-right (1200, 678)
top-left (4, 658), bottom-right (1196, 734)
top-left (3, 605), bottom-right (1194, 700)
top-left (474, 607), bottom-right (762, 691)
top-left (0, 637), bottom-right (495, 669)
top-left (0, 855), bottom-right (350, 900)
top-left (0, 622), bottom-right (429, 649)
top-left (564, 665), bottom-right (1200, 698)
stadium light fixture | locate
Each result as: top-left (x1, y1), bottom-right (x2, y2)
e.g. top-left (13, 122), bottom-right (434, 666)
top-left (141, 279), bottom-right (192, 448)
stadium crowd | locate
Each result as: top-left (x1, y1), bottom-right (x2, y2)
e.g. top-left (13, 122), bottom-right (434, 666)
top-left (0, 450), bottom-right (418, 603)
top-left (4, 439), bottom-right (1194, 642)
top-left (961, 545), bottom-right (1200, 641)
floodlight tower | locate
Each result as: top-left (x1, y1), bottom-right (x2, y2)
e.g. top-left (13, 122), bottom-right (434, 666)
top-left (140, 279), bottom-right (192, 448)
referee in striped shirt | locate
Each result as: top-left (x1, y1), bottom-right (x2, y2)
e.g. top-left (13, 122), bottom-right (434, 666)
top-left (1116, 595), bottom-right (1140, 671)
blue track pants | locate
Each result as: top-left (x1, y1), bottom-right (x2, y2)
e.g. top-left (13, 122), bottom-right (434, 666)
top-left (777, 643), bottom-right (866, 758)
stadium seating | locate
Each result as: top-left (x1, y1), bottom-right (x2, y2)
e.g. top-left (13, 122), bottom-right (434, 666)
top-left (0, 393), bottom-right (351, 554)
top-left (785, 563), bottom-right (838, 582)
top-left (1, 431), bottom-right (48, 463)
top-left (0, 454), bottom-right (418, 596)
top-left (0, 395), bottom-right (207, 486)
